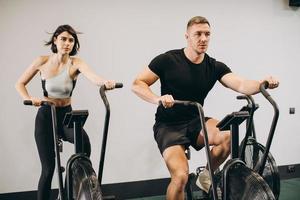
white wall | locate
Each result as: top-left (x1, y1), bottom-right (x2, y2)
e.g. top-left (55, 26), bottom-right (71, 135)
top-left (0, 0), bottom-right (299, 193)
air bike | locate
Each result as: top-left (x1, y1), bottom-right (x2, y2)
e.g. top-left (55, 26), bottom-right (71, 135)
top-left (182, 81), bottom-right (278, 200)
top-left (24, 83), bottom-right (122, 200)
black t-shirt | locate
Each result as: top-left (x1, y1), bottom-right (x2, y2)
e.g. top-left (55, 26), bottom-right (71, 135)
top-left (149, 49), bottom-right (231, 122)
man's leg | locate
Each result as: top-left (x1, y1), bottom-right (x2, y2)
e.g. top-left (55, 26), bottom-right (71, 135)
top-left (196, 118), bottom-right (231, 192)
top-left (198, 118), bottom-right (231, 170)
top-left (163, 145), bottom-right (189, 200)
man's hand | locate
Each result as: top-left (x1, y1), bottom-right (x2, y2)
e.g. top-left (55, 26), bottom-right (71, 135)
top-left (158, 94), bottom-right (175, 108)
top-left (261, 76), bottom-right (279, 89)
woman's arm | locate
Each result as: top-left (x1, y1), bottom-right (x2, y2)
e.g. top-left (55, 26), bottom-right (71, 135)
top-left (15, 56), bottom-right (47, 105)
top-left (74, 57), bottom-right (116, 89)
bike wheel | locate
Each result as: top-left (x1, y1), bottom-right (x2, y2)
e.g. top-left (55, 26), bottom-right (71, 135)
top-left (72, 158), bottom-right (103, 200)
top-left (241, 137), bottom-right (280, 199)
top-left (213, 159), bottom-right (275, 200)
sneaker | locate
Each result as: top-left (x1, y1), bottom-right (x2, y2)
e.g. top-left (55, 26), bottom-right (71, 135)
top-left (196, 168), bottom-right (211, 193)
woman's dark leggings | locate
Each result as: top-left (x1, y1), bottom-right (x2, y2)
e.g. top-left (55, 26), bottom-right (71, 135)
top-left (34, 105), bottom-right (91, 200)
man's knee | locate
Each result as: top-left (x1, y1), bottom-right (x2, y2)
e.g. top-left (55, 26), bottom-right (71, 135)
top-left (171, 170), bottom-right (189, 188)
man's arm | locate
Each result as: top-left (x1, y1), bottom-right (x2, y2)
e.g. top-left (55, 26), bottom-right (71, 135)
top-left (132, 67), bottom-right (188, 108)
top-left (220, 73), bottom-right (279, 95)
top-left (132, 67), bottom-right (161, 105)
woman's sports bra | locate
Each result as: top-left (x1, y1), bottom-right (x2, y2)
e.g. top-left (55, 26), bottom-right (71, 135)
top-left (41, 64), bottom-right (77, 99)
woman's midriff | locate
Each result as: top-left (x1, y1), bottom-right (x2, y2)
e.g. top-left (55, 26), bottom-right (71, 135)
top-left (44, 96), bottom-right (72, 107)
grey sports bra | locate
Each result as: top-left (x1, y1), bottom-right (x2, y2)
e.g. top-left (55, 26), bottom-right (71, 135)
top-left (41, 65), bottom-right (77, 99)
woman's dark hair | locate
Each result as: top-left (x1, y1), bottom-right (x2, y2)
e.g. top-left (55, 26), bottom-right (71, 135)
top-left (45, 24), bottom-right (80, 56)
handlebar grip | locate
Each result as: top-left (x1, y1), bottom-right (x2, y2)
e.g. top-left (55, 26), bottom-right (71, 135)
top-left (158, 100), bottom-right (162, 106)
top-left (174, 100), bottom-right (195, 106)
top-left (260, 81), bottom-right (269, 90)
top-left (236, 95), bottom-right (255, 105)
top-left (260, 81), bottom-right (270, 97)
top-left (159, 100), bottom-right (195, 107)
top-left (23, 100), bottom-right (33, 105)
top-left (115, 83), bottom-right (123, 88)
top-left (101, 82), bottom-right (123, 91)
top-left (236, 95), bottom-right (247, 100)
top-left (23, 100), bottom-right (53, 106)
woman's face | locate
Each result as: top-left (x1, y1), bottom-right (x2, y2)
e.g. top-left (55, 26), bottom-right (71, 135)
top-left (54, 31), bottom-right (75, 55)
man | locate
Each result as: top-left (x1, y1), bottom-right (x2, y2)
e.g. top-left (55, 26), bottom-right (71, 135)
top-left (132, 16), bottom-right (279, 200)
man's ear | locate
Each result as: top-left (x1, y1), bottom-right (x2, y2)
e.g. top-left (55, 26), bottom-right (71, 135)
top-left (185, 33), bottom-right (188, 39)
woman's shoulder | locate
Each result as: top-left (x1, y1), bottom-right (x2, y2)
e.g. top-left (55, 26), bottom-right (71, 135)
top-left (30, 55), bottom-right (49, 69)
top-left (36, 55), bottom-right (49, 62)
top-left (70, 56), bottom-right (85, 65)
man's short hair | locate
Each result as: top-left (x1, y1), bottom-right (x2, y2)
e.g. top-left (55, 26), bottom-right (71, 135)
top-left (187, 16), bottom-right (210, 29)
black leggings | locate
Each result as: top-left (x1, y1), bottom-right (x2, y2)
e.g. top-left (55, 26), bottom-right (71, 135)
top-left (34, 105), bottom-right (91, 200)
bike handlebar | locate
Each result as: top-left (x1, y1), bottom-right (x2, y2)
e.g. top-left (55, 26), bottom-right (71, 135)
top-left (260, 81), bottom-right (270, 98)
top-left (259, 81), bottom-right (278, 114)
top-left (236, 95), bottom-right (255, 106)
top-left (158, 100), bottom-right (196, 107)
top-left (173, 100), bottom-right (196, 106)
top-left (23, 100), bottom-right (54, 106)
top-left (98, 82), bottom-right (123, 185)
top-left (254, 81), bottom-right (279, 174)
top-left (114, 83), bottom-right (123, 89)
top-left (100, 82), bottom-right (123, 91)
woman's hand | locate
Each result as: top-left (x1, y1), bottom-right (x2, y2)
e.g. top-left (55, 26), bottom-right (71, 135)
top-left (28, 97), bottom-right (43, 106)
top-left (103, 80), bottom-right (116, 90)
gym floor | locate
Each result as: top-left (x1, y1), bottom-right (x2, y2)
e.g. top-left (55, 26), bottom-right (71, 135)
top-left (128, 178), bottom-right (300, 200)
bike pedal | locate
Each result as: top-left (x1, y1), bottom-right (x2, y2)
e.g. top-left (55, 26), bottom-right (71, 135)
top-left (196, 166), bottom-right (206, 175)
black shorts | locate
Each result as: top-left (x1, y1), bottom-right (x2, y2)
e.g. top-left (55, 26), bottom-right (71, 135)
top-left (153, 117), bottom-right (210, 154)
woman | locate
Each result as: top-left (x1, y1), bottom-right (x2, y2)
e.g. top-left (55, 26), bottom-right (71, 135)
top-left (15, 24), bottom-right (116, 200)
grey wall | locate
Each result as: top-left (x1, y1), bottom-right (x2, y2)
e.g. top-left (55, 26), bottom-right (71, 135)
top-left (0, 0), bottom-right (299, 194)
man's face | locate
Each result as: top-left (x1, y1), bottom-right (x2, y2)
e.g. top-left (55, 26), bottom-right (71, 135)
top-left (185, 23), bottom-right (211, 55)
